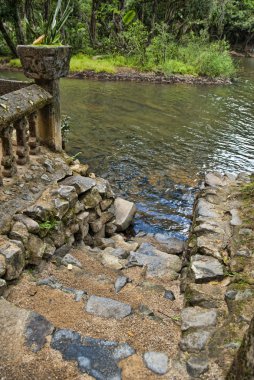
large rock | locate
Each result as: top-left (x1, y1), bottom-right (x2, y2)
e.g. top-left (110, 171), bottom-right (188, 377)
top-left (186, 356), bottom-right (209, 377)
top-left (143, 352), bottom-right (168, 375)
top-left (61, 175), bottom-right (96, 195)
top-left (128, 243), bottom-right (182, 279)
top-left (196, 235), bottom-right (224, 260)
top-left (181, 307), bottom-right (217, 331)
top-left (191, 254), bottom-right (224, 282)
top-left (111, 234), bottom-right (139, 252)
top-left (86, 295), bottom-right (132, 319)
top-left (26, 235), bottom-right (46, 265)
top-left (114, 197), bottom-right (136, 231)
top-left (82, 188), bottom-right (102, 209)
top-left (154, 233), bottom-right (185, 254)
top-left (13, 214), bottom-right (40, 233)
top-left (9, 221), bottom-right (29, 244)
top-left (205, 172), bottom-right (225, 187)
top-left (196, 198), bottom-right (220, 218)
top-left (94, 178), bottom-right (114, 197)
top-left (0, 298), bottom-right (53, 350)
top-left (0, 238), bottom-right (25, 280)
top-left (101, 252), bottom-right (125, 270)
top-left (180, 330), bottom-right (212, 352)
top-left (56, 185), bottom-right (78, 205)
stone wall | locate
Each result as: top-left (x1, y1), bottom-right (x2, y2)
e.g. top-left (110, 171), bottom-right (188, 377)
top-left (0, 79), bottom-right (31, 96)
top-left (179, 172), bottom-right (254, 379)
top-left (0, 157), bottom-right (136, 288)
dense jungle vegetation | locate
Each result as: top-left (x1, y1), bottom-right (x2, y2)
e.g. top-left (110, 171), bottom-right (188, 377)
top-left (0, 0), bottom-right (254, 77)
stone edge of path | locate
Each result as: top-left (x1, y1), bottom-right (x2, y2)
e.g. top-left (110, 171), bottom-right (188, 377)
top-left (179, 171), bottom-right (254, 379)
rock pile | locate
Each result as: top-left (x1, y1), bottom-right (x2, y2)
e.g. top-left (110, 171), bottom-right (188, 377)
top-left (0, 166), bottom-right (137, 285)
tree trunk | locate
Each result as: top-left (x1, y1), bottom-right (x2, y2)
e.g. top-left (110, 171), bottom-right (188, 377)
top-left (11, 0), bottom-right (26, 45)
top-left (44, 0), bottom-right (51, 20)
top-left (90, 0), bottom-right (99, 47)
top-left (151, 0), bottom-right (158, 33)
top-left (0, 20), bottom-right (17, 56)
top-left (24, 0), bottom-right (34, 41)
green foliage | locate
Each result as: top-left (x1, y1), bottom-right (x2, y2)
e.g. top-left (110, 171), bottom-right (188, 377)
top-left (242, 182), bottom-right (254, 199)
top-left (121, 21), bottom-right (149, 65)
top-left (161, 60), bottom-right (197, 76)
top-left (9, 58), bottom-right (22, 68)
top-left (123, 10), bottom-right (136, 26)
top-left (147, 23), bottom-right (172, 64)
top-left (70, 54), bottom-right (117, 73)
top-left (39, 220), bottom-right (59, 231)
top-left (25, 0), bottom-right (73, 45)
top-left (0, 0), bottom-right (240, 77)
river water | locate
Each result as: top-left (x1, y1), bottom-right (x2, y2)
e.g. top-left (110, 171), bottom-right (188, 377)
top-left (1, 59), bottom-right (254, 239)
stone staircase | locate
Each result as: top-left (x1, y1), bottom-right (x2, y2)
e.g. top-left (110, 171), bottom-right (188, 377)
top-left (1, 171), bottom-right (254, 380)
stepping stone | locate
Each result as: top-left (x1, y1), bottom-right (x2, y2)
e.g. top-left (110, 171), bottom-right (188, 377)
top-left (230, 209), bottom-right (242, 226)
top-left (86, 295), bottom-right (132, 319)
top-left (51, 329), bottom-right (135, 379)
top-left (190, 254), bottom-right (224, 282)
top-left (196, 198), bottom-right (219, 218)
top-left (181, 307), bottom-right (217, 331)
top-left (154, 233), bottom-right (185, 254)
top-left (180, 330), bottom-right (212, 352)
top-left (186, 356), bottom-right (209, 377)
top-left (128, 243), bottom-right (181, 279)
top-left (143, 351), bottom-right (168, 375)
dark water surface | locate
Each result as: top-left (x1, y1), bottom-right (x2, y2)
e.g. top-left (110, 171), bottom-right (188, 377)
top-left (1, 59), bottom-right (254, 238)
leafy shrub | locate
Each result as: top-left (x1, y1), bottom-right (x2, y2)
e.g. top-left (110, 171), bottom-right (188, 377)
top-left (122, 21), bottom-right (149, 65)
top-left (161, 60), bottom-right (197, 75)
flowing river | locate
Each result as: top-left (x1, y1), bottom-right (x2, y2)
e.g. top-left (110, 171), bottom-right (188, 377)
top-left (1, 58), bottom-right (254, 239)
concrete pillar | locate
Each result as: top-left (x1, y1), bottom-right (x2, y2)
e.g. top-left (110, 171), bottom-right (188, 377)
top-left (17, 45), bottom-right (71, 152)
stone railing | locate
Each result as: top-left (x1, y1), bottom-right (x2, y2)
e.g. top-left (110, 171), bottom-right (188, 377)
top-left (0, 83), bottom-right (52, 185)
top-left (0, 78), bottom-right (31, 96)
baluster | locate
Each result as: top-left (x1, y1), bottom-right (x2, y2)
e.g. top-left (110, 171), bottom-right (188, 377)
top-left (28, 112), bottom-right (39, 155)
top-left (14, 117), bottom-right (29, 165)
top-left (1, 125), bottom-right (17, 178)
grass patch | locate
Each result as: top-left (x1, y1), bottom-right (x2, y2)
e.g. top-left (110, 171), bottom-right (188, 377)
top-left (9, 58), bottom-right (22, 68)
top-left (242, 181), bottom-right (254, 199)
top-left (70, 54), bottom-right (117, 73)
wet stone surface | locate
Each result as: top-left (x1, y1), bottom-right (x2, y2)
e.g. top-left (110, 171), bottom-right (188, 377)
top-left (24, 312), bottom-right (54, 352)
top-left (51, 329), bottom-right (135, 380)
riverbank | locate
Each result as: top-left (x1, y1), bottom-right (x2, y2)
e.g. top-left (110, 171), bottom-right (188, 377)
top-left (0, 54), bottom-right (233, 86)
top-left (0, 63), bottom-right (232, 86)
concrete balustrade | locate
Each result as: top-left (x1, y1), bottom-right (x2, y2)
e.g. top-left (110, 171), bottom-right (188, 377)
top-left (0, 44), bottom-right (71, 186)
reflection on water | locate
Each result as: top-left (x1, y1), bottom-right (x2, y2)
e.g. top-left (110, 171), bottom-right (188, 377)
top-left (1, 59), bottom-right (254, 238)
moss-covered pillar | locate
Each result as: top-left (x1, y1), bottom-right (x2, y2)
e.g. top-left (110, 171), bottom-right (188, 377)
top-left (35, 79), bottom-right (62, 151)
top-left (17, 45), bottom-right (71, 152)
